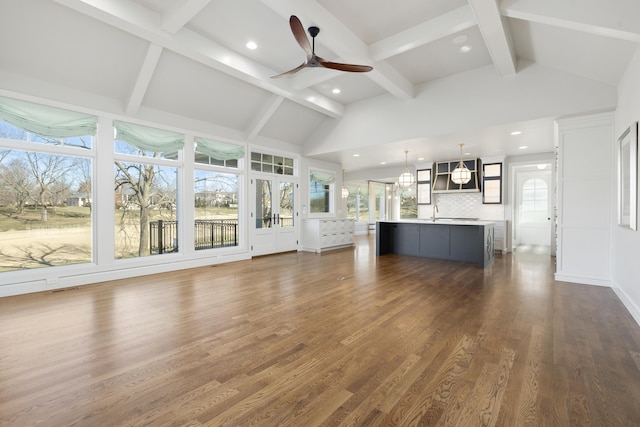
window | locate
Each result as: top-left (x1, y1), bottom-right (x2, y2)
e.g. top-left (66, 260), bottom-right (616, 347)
top-left (482, 163), bottom-right (502, 204)
top-left (346, 185), bottom-right (368, 222)
top-left (309, 169), bottom-right (335, 214)
top-left (251, 151), bottom-right (294, 175)
top-left (114, 121), bottom-right (182, 259)
top-left (520, 178), bottom-right (548, 223)
top-left (417, 168), bottom-right (432, 205)
top-left (0, 97), bottom-right (96, 272)
top-left (399, 187), bottom-right (417, 219)
top-left (194, 138), bottom-right (243, 250)
top-left (195, 137), bottom-right (242, 169)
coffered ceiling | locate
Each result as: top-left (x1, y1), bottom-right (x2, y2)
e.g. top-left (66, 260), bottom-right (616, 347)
top-left (0, 0), bottom-right (637, 172)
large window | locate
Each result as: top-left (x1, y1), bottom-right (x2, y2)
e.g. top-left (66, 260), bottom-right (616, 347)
top-left (309, 169), bottom-right (335, 214)
top-left (0, 97), bottom-right (95, 272)
top-left (400, 188), bottom-right (417, 219)
top-left (0, 96), bottom-right (252, 294)
top-left (194, 138), bottom-right (242, 250)
top-left (114, 121), bottom-right (182, 259)
top-left (346, 184), bottom-right (369, 222)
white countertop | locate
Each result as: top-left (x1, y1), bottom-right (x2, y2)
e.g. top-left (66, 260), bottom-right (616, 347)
top-left (379, 219), bottom-right (495, 226)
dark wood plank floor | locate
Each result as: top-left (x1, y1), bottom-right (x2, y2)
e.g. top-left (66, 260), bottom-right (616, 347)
top-left (2, 235), bottom-right (640, 426)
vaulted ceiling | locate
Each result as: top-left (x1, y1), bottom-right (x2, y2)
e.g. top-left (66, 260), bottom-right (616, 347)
top-left (0, 0), bottom-right (637, 171)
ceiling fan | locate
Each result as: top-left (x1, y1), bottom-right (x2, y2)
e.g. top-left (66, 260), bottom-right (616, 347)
top-left (271, 15), bottom-right (373, 78)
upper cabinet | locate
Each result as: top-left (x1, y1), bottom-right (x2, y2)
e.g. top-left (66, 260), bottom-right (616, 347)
top-left (432, 159), bottom-right (481, 193)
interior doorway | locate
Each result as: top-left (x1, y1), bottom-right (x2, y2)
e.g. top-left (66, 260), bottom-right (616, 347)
top-left (510, 161), bottom-right (555, 255)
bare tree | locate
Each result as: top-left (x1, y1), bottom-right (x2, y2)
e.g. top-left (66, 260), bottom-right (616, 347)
top-left (0, 158), bottom-right (34, 214)
top-left (115, 159), bottom-right (176, 256)
top-left (25, 152), bottom-right (79, 221)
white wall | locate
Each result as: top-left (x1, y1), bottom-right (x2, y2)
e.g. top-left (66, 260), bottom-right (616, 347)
top-left (613, 46), bottom-right (640, 324)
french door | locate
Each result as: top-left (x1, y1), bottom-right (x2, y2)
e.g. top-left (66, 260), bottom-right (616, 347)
top-left (250, 174), bottom-right (298, 256)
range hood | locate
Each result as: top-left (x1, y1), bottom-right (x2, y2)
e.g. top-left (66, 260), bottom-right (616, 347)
top-left (432, 158), bottom-right (481, 193)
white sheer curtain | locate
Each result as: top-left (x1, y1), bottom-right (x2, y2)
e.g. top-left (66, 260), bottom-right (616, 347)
top-left (0, 96), bottom-right (97, 137)
top-left (114, 120), bottom-right (184, 152)
top-left (195, 137), bottom-right (244, 160)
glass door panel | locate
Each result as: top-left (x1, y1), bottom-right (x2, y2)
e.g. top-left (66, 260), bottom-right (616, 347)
top-left (279, 181), bottom-right (294, 228)
top-left (255, 178), bottom-right (272, 229)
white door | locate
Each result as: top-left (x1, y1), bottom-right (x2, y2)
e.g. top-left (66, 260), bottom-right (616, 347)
top-left (515, 170), bottom-right (552, 249)
top-left (250, 175), bottom-right (298, 256)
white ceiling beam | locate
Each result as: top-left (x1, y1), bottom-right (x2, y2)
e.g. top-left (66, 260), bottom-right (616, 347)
top-left (502, 0), bottom-right (640, 43)
top-left (290, 69), bottom-right (342, 92)
top-left (161, 0), bottom-right (212, 34)
top-left (246, 95), bottom-right (284, 140)
top-left (125, 43), bottom-right (163, 114)
top-left (51, 0), bottom-right (343, 118)
top-left (468, 0), bottom-right (517, 77)
top-left (260, 0), bottom-right (415, 100)
top-left (368, 5), bottom-right (477, 61)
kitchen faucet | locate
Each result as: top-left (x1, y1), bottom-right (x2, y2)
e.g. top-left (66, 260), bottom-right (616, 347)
top-left (432, 203), bottom-right (439, 222)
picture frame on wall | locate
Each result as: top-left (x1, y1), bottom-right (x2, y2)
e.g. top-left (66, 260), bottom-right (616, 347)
top-left (618, 121), bottom-right (638, 230)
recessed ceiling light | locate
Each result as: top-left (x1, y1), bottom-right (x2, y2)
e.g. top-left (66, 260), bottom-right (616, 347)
top-left (245, 41), bottom-right (257, 50)
top-left (353, 154), bottom-right (360, 157)
top-left (452, 35), bottom-right (468, 44)
top-left (519, 146), bottom-right (528, 150)
top-left (464, 152), bottom-right (471, 156)
top-left (459, 45), bottom-right (472, 54)
top-left (332, 88), bottom-right (341, 94)
top-left (418, 157), bottom-right (424, 161)
top-left (380, 161), bottom-right (386, 165)
top-left (537, 164), bottom-right (547, 170)
top-left (510, 131), bottom-right (522, 135)
top-left (307, 96), bottom-right (315, 102)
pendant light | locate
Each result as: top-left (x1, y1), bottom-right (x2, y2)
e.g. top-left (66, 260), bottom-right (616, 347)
top-left (341, 169), bottom-right (349, 198)
top-left (451, 143), bottom-right (471, 184)
top-left (398, 150), bottom-right (415, 189)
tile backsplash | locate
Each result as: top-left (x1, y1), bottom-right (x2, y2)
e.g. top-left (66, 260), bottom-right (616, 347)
top-left (418, 193), bottom-right (504, 220)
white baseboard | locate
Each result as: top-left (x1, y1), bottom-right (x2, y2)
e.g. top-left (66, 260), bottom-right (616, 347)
top-left (611, 284), bottom-right (640, 328)
top-left (554, 273), bottom-right (612, 287)
top-left (0, 252), bottom-right (250, 298)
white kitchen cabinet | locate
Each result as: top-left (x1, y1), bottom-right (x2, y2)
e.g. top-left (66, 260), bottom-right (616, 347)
top-left (303, 219), bottom-right (354, 253)
top-left (493, 220), bottom-right (507, 254)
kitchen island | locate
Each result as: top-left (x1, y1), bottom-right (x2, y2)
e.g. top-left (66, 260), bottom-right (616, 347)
top-left (376, 219), bottom-right (495, 267)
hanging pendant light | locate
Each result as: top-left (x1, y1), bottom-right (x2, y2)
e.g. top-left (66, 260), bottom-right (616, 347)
top-left (341, 169), bottom-right (349, 198)
top-left (451, 143), bottom-right (471, 184)
top-left (398, 150), bottom-right (415, 189)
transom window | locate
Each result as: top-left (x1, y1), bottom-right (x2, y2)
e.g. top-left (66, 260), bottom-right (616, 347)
top-left (251, 151), bottom-right (294, 175)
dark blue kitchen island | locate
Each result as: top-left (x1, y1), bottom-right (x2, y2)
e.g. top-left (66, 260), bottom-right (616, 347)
top-left (376, 219), bottom-right (495, 268)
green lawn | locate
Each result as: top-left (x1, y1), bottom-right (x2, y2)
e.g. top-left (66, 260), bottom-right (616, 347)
top-left (0, 206), bottom-right (91, 232)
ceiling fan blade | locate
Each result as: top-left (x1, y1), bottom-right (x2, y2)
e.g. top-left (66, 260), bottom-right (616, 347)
top-left (271, 62), bottom-right (308, 78)
top-left (289, 15), bottom-right (312, 59)
top-left (319, 59), bottom-right (373, 73)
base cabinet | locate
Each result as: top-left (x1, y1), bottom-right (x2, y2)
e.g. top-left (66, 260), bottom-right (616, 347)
top-left (377, 221), bottom-right (494, 268)
top-left (493, 220), bottom-right (507, 254)
top-left (302, 219), bottom-right (355, 253)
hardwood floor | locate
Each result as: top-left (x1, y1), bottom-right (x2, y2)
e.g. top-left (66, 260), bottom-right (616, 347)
top-left (2, 235), bottom-right (640, 426)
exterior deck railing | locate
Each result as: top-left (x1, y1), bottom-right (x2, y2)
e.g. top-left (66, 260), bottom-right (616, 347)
top-left (150, 219), bottom-right (239, 254)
